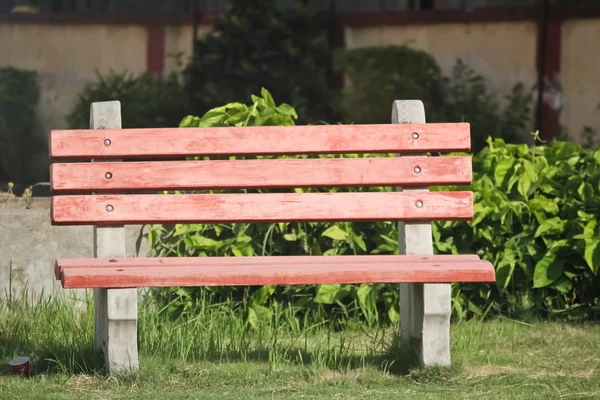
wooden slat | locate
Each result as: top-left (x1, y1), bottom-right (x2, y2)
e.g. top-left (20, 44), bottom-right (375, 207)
top-left (49, 123), bottom-right (471, 159)
top-left (51, 191), bottom-right (473, 225)
top-left (55, 254), bottom-right (484, 280)
top-left (58, 256), bottom-right (495, 288)
top-left (50, 156), bottom-right (472, 193)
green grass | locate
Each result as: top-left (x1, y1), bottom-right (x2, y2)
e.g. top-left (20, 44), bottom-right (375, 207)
top-left (1, 291), bottom-right (599, 399)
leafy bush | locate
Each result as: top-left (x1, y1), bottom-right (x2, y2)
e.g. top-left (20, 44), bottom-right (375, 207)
top-left (0, 67), bottom-right (46, 183)
top-left (149, 90), bottom-right (600, 326)
top-left (442, 135), bottom-right (600, 320)
top-left (334, 46), bottom-right (445, 126)
top-left (334, 46), bottom-right (534, 152)
top-left (183, 0), bottom-right (337, 124)
top-left (67, 70), bottom-right (186, 129)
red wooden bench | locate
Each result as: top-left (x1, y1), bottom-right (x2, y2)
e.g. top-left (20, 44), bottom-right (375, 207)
top-left (50, 100), bottom-right (495, 373)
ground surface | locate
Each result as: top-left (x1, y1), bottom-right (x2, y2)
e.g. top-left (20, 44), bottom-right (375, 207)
top-left (1, 295), bottom-right (599, 399)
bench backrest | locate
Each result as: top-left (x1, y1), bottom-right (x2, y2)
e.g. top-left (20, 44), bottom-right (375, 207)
top-left (49, 123), bottom-right (473, 226)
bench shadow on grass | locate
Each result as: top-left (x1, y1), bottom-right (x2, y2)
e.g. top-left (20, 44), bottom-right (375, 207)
top-left (0, 333), bottom-right (453, 379)
top-left (173, 334), bottom-right (425, 377)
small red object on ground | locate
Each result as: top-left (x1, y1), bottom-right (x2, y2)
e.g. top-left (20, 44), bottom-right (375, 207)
top-left (9, 357), bottom-right (30, 376)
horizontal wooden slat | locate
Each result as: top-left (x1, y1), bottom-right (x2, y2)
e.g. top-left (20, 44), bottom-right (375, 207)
top-left (49, 123), bottom-right (471, 159)
top-left (51, 192), bottom-right (473, 225)
top-left (58, 256), bottom-right (495, 288)
top-left (55, 254), bottom-right (484, 280)
top-left (50, 156), bottom-right (472, 193)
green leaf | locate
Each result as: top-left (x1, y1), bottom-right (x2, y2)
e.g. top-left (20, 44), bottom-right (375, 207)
top-left (387, 305), bottom-right (399, 323)
top-left (494, 157), bottom-right (514, 187)
top-left (251, 285), bottom-right (275, 305)
top-left (534, 217), bottom-right (567, 238)
top-left (179, 115), bottom-right (199, 127)
top-left (584, 240), bottom-right (600, 274)
top-left (247, 305), bottom-right (271, 329)
top-left (495, 258), bottom-right (516, 292)
top-left (187, 235), bottom-right (223, 250)
top-left (231, 241), bottom-right (254, 257)
top-left (275, 103), bottom-right (298, 119)
top-left (533, 254), bottom-right (564, 288)
top-left (517, 174), bottom-right (532, 198)
top-left (552, 276), bottom-right (573, 293)
top-left (578, 181), bottom-right (594, 202)
top-left (283, 233), bottom-right (297, 241)
top-left (260, 87), bottom-right (276, 107)
top-left (356, 284), bottom-right (371, 307)
top-left (584, 220), bottom-right (597, 240)
top-left (349, 231), bottom-right (367, 252)
top-left (322, 225), bottom-right (347, 241)
top-left (314, 284), bottom-right (341, 304)
top-left (174, 224), bottom-right (205, 236)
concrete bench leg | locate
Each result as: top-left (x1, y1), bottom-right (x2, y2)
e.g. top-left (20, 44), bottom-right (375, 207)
top-left (393, 100), bottom-right (451, 368)
top-left (94, 288), bottom-right (139, 373)
top-left (90, 101), bottom-right (139, 373)
top-left (400, 283), bottom-right (451, 367)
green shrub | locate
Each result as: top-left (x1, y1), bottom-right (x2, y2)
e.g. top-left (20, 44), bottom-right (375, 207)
top-left (67, 70), bottom-right (186, 129)
top-left (149, 91), bottom-right (600, 326)
top-left (183, 0), bottom-right (337, 124)
top-left (441, 135), bottom-right (600, 320)
top-left (0, 67), bottom-right (46, 183)
top-left (334, 46), bottom-right (445, 125)
top-left (334, 47), bottom-right (534, 152)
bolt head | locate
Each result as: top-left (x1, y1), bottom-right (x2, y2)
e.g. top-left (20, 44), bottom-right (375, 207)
top-left (105, 172), bottom-right (113, 179)
top-left (412, 132), bottom-right (419, 139)
top-left (105, 204), bottom-right (114, 212)
top-left (413, 166), bottom-right (421, 173)
top-left (415, 200), bottom-right (423, 208)
top-left (103, 139), bottom-right (111, 146)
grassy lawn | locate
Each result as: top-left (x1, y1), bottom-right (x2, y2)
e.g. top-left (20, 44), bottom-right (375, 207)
top-left (1, 293), bottom-right (599, 399)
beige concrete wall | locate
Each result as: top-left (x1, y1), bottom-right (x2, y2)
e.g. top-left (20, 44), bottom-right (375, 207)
top-left (3, 20), bottom-right (599, 148)
top-left (345, 21), bottom-right (538, 113)
top-left (164, 25), bottom-right (212, 74)
top-left (561, 19), bottom-right (600, 143)
top-left (0, 23), bottom-right (212, 137)
top-left (0, 24), bottom-right (147, 132)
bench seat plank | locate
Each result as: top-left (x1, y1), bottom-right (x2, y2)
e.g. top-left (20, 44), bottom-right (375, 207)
top-left (50, 156), bottom-right (472, 193)
top-left (57, 255), bottom-right (495, 288)
top-left (49, 123), bottom-right (471, 160)
top-left (51, 191), bottom-right (474, 225)
top-left (55, 254), bottom-right (484, 279)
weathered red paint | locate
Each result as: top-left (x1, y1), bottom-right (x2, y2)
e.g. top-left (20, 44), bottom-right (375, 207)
top-left (50, 156), bottom-right (472, 193)
top-left (59, 256), bottom-right (495, 288)
top-left (55, 254), bottom-right (484, 280)
top-left (49, 120), bottom-right (494, 289)
top-left (51, 191), bottom-right (474, 225)
top-left (537, 8), bottom-right (562, 141)
top-left (146, 25), bottom-right (165, 75)
top-left (49, 123), bottom-right (471, 159)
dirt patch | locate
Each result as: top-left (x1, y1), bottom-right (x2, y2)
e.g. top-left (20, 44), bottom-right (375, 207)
top-left (67, 374), bottom-right (103, 390)
top-left (466, 364), bottom-right (598, 379)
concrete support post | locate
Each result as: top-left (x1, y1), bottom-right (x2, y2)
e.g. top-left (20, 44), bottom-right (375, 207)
top-left (90, 101), bottom-right (139, 373)
top-left (392, 100), bottom-right (452, 367)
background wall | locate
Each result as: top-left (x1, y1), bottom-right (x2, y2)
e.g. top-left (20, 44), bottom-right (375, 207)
top-left (560, 18), bottom-right (600, 141)
top-left (0, 198), bottom-right (150, 300)
top-left (345, 21), bottom-right (538, 103)
top-left (0, 6), bottom-right (599, 146)
top-left (0, 22), bottom-right (211, 133)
